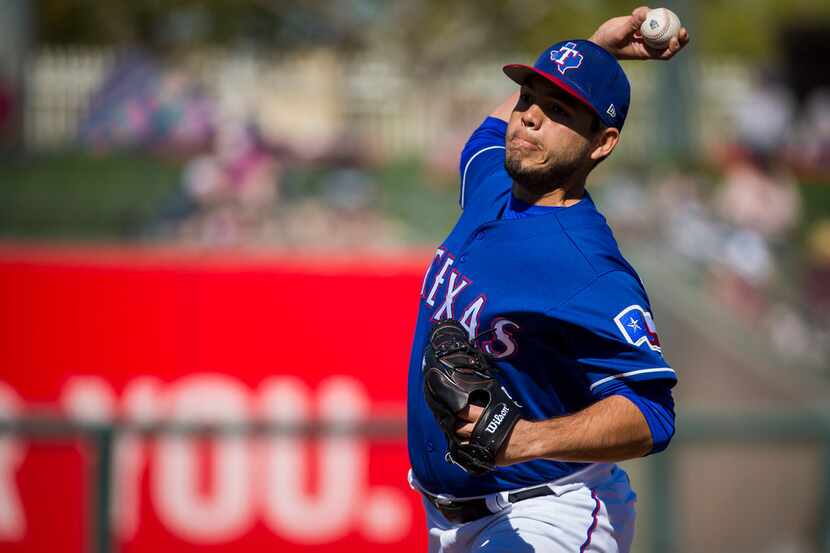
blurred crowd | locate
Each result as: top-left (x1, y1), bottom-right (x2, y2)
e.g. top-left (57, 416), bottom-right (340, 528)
top-left (76, 50), bottom-right (404, 249)
top-left (601, 71), bottom-right (830, 366)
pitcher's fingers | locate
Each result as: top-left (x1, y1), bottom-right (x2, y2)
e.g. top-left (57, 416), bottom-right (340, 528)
top-left (456, 403), bottom-right (484, 422)
top-left (629, 6), bottom-right (649, 38)
top-left (631, 6), bottom-right (651, 21)
top-left (455, 422), bottom-right (474, 439)
top-left (661, 36), bottom-right (682, 59)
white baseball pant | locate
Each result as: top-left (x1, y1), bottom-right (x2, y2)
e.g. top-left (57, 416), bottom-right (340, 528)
top-left (418, 463), bottom-right (636, 553)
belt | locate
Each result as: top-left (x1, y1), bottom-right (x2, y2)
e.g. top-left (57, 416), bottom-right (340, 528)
top-left (425, 484), bottom-right (556, 524)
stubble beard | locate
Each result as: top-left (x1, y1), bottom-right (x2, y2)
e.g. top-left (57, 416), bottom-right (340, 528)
top-left (504, 148), bottom-right (585, 198)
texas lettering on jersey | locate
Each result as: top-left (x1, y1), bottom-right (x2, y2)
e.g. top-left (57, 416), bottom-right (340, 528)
top-left (420, 248), bottom-right (519, 358)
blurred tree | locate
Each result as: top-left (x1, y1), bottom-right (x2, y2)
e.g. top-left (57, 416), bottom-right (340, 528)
top-left (380, 0), bottom-right (830, 66)
top-left (36, 0), bottom-right (385, 51)
top-left (381, 0), bottom-right (632, 68)
top-left (699, 0), bottom-right (830, 59)
top-left (34, 0), bottom-right (830, 61)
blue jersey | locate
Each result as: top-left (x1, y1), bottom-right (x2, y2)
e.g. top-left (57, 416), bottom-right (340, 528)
top-left (406, 117), bottom-right (677, 497)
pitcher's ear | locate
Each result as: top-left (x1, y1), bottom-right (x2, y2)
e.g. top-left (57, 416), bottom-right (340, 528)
top-left (590, 126), bottom-right (620, 163)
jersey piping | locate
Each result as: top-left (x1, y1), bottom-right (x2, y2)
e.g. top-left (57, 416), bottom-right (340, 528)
top-left (460, 145), bottom-right (506, 208)
top-left (589, 368), bottom-right (677, 391)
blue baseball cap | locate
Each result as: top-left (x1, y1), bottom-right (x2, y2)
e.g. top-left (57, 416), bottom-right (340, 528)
top-left (503, 39), bottom-right (630, 130)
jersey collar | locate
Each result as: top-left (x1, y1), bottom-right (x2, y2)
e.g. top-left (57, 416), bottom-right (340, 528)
top-left (502, 191), bottom-right (602, 229)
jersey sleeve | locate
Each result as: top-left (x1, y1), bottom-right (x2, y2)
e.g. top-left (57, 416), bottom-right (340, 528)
top-left (547, 270), bottom-right (677, 397)
top-left (458, 117), bottom-right (508, 209)
top-left (593, 379), bottom-right (676, 454)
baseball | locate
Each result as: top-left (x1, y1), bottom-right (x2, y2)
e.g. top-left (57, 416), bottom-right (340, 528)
top-left (640, 8), bottom-right (682, 50)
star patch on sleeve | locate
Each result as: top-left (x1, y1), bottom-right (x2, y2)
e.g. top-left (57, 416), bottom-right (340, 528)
top-left (613, 305), bottom-right (662, 352)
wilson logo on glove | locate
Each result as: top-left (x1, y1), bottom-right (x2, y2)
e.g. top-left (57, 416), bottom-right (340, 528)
top-left (484, 404), bottom-right (510, 434)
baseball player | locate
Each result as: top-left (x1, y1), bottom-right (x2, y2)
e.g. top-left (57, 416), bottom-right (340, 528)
top-left (407, 7), bottom-right (689, 552)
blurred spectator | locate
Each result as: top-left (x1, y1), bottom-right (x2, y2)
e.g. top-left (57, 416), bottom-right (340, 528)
top-left (708, 228), bottom-right (773, 321)
top-left (791, 88), bottom-right (830, 175)
top-left (733, 69), bottom-right (795, 156)
top-left (653, 171), bottom-right (723, 265)
top-left (78, 50), bottom-right (215, 154)
top-left (175, 122), bottom-right (281, 245)
top-left (0, 77), bottom-right (12, 134)
top-left (595, 169), bottom-right (653, 238)
top-left (0, 72), bottom-right (15, 152)
top-left (806, 219), bottom-right (830, 315)
top-left (763, 302), bottom-right (814, 359)
top-left (716, 152), bottom-right (801, 241)
top-left (720, 229), bottom-right (773, 286)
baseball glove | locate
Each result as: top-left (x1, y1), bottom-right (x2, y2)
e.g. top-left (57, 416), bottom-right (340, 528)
top-left (422, 319), bottom-right (522, 475)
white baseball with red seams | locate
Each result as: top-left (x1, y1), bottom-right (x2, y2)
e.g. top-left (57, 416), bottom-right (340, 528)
top-left (640, 8), bottom-right (682, 50)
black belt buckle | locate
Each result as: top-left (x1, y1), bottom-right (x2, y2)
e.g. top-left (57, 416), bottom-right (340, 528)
top-left (430, 495), bottom-right (491, 524)
top-left (428, 484), bottom-right (556, 524)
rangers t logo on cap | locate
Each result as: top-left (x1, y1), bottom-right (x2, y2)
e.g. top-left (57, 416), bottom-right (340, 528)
top-left (550, 42), bottom-right (584, 75)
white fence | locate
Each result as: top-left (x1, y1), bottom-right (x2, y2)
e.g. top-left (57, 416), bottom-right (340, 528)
top-left (25, 48), bottom-right (113, 148)
top-left (23, 46), bottom-right (749, 161)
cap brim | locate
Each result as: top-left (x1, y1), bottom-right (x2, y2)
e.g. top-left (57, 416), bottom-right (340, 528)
top-left (502, 64), bottom-right (598, 119)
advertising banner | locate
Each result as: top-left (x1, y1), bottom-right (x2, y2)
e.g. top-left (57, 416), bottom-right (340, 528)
top-left (0, 246), bottom-right (429, 553)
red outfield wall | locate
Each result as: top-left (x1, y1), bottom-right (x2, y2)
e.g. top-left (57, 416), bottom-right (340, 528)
top-left (0, 246), bottom-right (430, 553)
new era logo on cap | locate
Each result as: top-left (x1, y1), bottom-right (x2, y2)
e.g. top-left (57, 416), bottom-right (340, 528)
top-left (607, 104), bottom-right (616, 118)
